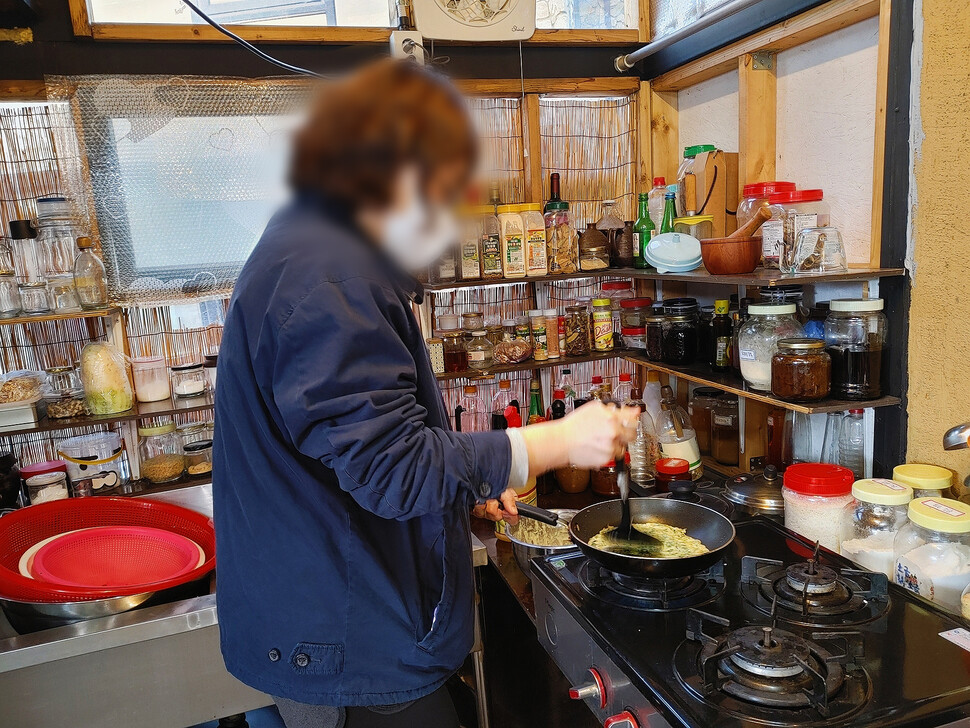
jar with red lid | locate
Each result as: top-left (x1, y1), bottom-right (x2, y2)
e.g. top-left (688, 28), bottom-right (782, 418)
top-left (765, 189), bottom-right (831, 270)
top-left (21, 459), bottom-right (69, 503)
top-left (619, 296), bottom-right (653, 329)
top-left (655, 457), bottom-right (690, 493)
top-left (738, 181), bottom-right (796, 229)
top-left (782, 463), bottom-right (854, 551)
top-left (591, 459), bottom-right (619, 496)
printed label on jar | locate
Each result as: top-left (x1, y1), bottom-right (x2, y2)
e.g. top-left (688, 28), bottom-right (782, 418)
top-left (660, 438), bottom-right (701, 470)
top-left (592, 315), bottom-right (614, 351)
top-left (468, 351), bottom-right (486, 362)
top-left (460, 243), bottom-right (481, 279)
top-left (785, 212), bottom-right (818, 244)
top-left (872, 478), bottom-right (909, 491)
top-left (439, 257), bottom-right (456, 279)
top-left (922, 499), bottom-right (965, 517)
top-left (504, 234), bottom-right (525, 274)
top-left (712, 415), bottom-right (734, 427)
top-left (761, 219), bottom-right (783, 260)
top-left (481, 234), bottom-right (503, 275)
top-left (526, 229), bottom-right (547, 272)
top-left (739, 349), bottom-right (756, 361)
top-left (715, 338), bottom-right (731, 366)
top-left (895, 554), bottom-right (934, 602)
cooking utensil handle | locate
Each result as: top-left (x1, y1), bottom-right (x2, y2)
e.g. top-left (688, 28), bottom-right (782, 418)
top-left (511, 502), bottom-right (561, 526)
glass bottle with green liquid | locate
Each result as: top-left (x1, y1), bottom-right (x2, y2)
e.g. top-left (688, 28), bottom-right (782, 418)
top-left (659, 186), bottom-right (678, 234)
top-left (633, 192), bottom-right (654, 269)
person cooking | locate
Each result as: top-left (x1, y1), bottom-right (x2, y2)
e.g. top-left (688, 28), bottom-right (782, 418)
top-left (212, 59), bottom-right (638, 728)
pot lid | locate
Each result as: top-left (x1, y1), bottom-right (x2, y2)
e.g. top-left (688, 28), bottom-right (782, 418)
top-left (723, 465), bottom-right (786, 513)
top-left (653, 480), bottom-right (735, 517)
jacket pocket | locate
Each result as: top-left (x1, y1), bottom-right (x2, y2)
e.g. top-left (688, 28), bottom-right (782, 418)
top-left (416, 531), bottom-right (457, 654)
top-left (288, 642), bottom-right (344, 675)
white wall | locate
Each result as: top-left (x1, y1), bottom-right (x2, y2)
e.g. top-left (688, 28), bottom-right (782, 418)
top-left (678, 70), bottom-right (740, 153)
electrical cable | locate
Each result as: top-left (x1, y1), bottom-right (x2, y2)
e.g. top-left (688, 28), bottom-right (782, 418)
top-left (179, 0), bottom-right (325, 78)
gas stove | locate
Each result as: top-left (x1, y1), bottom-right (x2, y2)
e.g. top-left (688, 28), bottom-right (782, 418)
top-left (532, 517), bottom-right (970, 728)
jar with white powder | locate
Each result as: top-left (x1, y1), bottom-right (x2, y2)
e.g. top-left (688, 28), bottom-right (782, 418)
top-left (737, 303), bottom-right (804, 391)
top-left (840, 478), bottom-right (913, 576)
top-left (782, 463), bottom-right (855, 552)
top-left (894, 497), bottom-right (970, 615)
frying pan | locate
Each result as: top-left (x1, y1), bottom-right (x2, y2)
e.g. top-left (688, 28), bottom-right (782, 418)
top-left (569, 497), bottom-right (735, 578)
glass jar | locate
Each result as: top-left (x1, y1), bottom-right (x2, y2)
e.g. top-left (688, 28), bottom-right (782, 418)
top-left (0, 271), bottom-right (21, 319)
top-left (644, 315), bottom-right (665, 362)
top-left (840, 478), bottom-right (913, 576)
top-left (35, 197), bottom-right (81, 276)
top-left (825, 298), bottom-right (887, 400)
top-left (591, 460), bottom-right (619, 496)
top-left (711, 395), bottom-right (740, 466)
top-left (579, 223), bottom-right (610, 272)
top-left (738, 303), bottom-right (804, 391)
top-left (461, 311), bottom-right (484, 333)
top-left (783, 226), bottom-right (848, 275)
top-left (26, 470), bottom-right (70, 504)
top-left (47, 273), bottom-right (80, 311)
top-left (466, 330), bottom-right (494, 370)
top-left (591, 298), bottom-right (614, 352)
top-left (130, 356), bottom-right (171, 403)
top-left (662, 297), bottom-right (699, 318)
top-left (8, 219), bottom-right (48, 284)
top-left (184, 439), bottom-right (214, 477)
top-left (564, 304), bottom-right (590, 356)
top-left (177, 422), bottom-right (208, 450)
top-left (442, 331), bottom-right (467, 373)
top-left (137, 422), bottom-right (185, 484)
top-left (894, 497), bottom-right (970, 614)
top-left (436, 313), bottom-right (459, 332)
top-left (621, 326), bottom-right (646, 350)
top-left (170, 362), bottom-right (208, 398)
top-left (44, 365), bottom-right (87, 419)
top-left (770, 338), bottom-right (831, 402)
top-left (19, 281), bottom-right (50, 314)
top-left (673, 214), bottom-right (714, 241)
top-left (544, 201), bottom-right (578, 274)
top-left (74, 236), bottom-right (109, 309)
top-left (615, 221), bottom-right (635, 268)
top-left (619, 297), bottom-right (652, 329)
top-left (767, 189), bottom-right (831, 262)
top-left (738, 181), bottom-right (796, 229)
top-left (655, 457), bottom-right (690, 493)
top-left (662, 315), bottom-right (698, 365)
top-left (688, 388), bottom-right (722, 456)
top-left (892, 463), bottom-right (954, 499)
top-left (203, 354), bottom-right (218, 393)
top-left (782, 463), bottom-right (855, 552)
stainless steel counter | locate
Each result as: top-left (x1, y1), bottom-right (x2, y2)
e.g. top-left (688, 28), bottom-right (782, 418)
top-left (0, 483), bottom-right (489, 728)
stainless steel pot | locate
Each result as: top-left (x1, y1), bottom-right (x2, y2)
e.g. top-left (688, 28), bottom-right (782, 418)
top-left (505, 508), bottom-right (579, 574)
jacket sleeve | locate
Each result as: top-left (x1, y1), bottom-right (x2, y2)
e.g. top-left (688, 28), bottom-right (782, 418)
top-left (272, 276), bottom-right (512, 520)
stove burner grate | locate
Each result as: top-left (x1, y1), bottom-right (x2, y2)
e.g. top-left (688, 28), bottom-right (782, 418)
top-left (579, 560), bottom-right (724, 612)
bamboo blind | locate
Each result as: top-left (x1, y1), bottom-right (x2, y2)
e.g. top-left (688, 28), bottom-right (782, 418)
top-left (467, 97), bottom-right (526, 205)
top-left (539, 95), bottom-right (638, 229)
top-left (125, 300), bottom-right (227, 366)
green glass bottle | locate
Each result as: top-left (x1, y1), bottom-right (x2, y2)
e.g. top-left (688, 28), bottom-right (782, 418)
top-left (632, 192), bottom-right (654, 269)
top-left (527, 377), bottom-right (545, 424)
top-left (659, 188), bottom-right (677, 234)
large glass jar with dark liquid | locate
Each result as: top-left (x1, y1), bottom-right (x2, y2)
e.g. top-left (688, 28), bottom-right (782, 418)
top-left (824, 299), bottom-right (887, 400)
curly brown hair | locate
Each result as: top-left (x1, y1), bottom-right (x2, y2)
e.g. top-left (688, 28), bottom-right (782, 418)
top-left (289, 59), bottom-right (477, 212)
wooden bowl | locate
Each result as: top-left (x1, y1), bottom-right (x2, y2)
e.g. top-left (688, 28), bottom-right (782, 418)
top-left (700, 236), bottom-right (761, 275)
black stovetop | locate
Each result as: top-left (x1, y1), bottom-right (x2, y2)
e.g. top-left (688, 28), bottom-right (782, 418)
top-left (533, 517), bottom-right (970, 728)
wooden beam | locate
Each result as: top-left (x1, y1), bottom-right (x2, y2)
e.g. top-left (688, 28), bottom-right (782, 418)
top-left (522, 94), bottom-right (543, 204)
top-left (738, 52), bottom-right (777, 192)
top-left (869, 0), bottom-right (892, 269)
top-left (636, 80), bottom-right (652, 193)
top-left (454, 77), bottom-right (640, 97)
top-left (651, 0), bottom-right (880, 91)
top-left (519, 29), bottom-right (638, 45)
top-left (69, 0), bottom-right (92, 37)
top-left (0, 80), bottom-right (46, 101)
top-left (638, 0), bottom-right (651, 43)
top-left (648, 86), bottom-right (679, 186)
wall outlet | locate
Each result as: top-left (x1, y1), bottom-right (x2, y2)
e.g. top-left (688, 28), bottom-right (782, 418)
top-left (390, 30), bottom-right (425, 65)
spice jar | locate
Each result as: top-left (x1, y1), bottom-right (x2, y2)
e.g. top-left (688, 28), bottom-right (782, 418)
top-left (19, 281), bottom-right (50, 314)
top-left (131, 356), bottom-right (172, 403)
top-left (466, 330), bottom-right (494, 371)
top-left (840, 478), bottom-right (913, 576)
top-left (485, 323), bottom-right (505, 347)
top-left (688, 388), bottom-right (721, 456)
top-left (498, 204), bottom-right (526, 278)
top-left (442, 331), bottom-right (468, 373)
top-left (184, 439), bottom-right (214, 477)
top-left (480, 206), bottom-right (503, 279)
top-left (591, 298), bottom-right (614, 352)
top-left (543, 308), bottom-right (561, 359)
top-left (138, 423), bottom-right (185, 484)
top-left (782, 463), bottom-right (855, 552)
top-left (770, 338), bottom-right (831, 402)
top-left (825, 299), bottom-right (887, 400)
top-left (563, 305), bottom-right (590, 356)
top-left (894, 497), bottom-right (970, 614)
top-left (738, 303), bottom-right (804, 391)
top-left (170, 362), bottom-right (208, 398)
top-left (662, 315), bottom-right (698, 365)
top-left (544, 201), bottom-right (578, 274)
top-left (654, 458), bottom-right (690, 493)
top-left (529, 309), bottom-right (549, 361)
top-left (591, 460), bottom-right (619, 496)
top-left (579, 223), bottom-right (610, 272)
top-left (892, 463), bottom-right (954, 499)
top-left (711, 395), bottom-right (740, 466)
top-left (644, 314), bottom-right (665, 362)
top-left (26, 470), bottom-right (70, 505)
top-left (462, 311), bottom-right (485, 333)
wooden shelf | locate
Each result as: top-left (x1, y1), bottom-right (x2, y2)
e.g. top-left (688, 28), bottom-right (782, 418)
top-left (0, 394), bottom-right (214, 437)
top-left (422, 267), bottom-right (903, 292)
top-left (434, 350), bottom-right (621, 381)
top-left (622, 352), bottom-right (901, 414)
top-left (0, 307), bottom-right (120, 326)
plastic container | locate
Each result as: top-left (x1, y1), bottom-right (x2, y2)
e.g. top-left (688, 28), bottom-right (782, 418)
top-left (825, 298), bottom-right (887, 400)
top-left (458, 385), bottom-right (488, 433)
top-left (184, 439), bottom-right (214, 477)
top-left (466, 330), bottom-right (494, 370)
top-left (892, 463), bottom-right (954, 499)
top-left (498, 204), bottom-right (526, 278)
top-left (647, 177), bottom-right (667, 231)
top-left (619, 297), bottom-right (652, 329)
top-left (591, 298), bottom-right (614, 352)
top-left (170, 362), bottom-right (208, 398)
top-left (783, 226), bottom-right (848, 275)
top-left (26, 470), bottom-right (70, 505)
top-left (656, 386), bottom-right (702, 478)
top-left (543, 309), bottom-right (560, 359)
top-left (521, 204), bottom-right (548, 278)
top-left (838, 410), bottom-right (866, 479)
top-left (130, 356), bottom-right (171, 403)
top-left (459, 213), bottom-right (482, 281)
top-left (544, 201), bottom-right (578, 275)
top-left (138, 423), bottom-right (184, 484)
top-left (621, 326), bottom-right (646, 350)
top-left (655, 458), bottom-right (690, 493)
top-left (767, 189), bottom-right (831, 268)
top-left (737, 181), bottom-right (796, 230)
top-left (58, 431), bottom-right (130, 497)
top-left (673, 215), bottom-right (714, 241)
top-left (840, 478), bottom-right (913, 576)
top-left (737, 303), bottom-right (804, 391)
top-left (529, 309), bottom-right (549, 361)
top-left (894, 497), bottom-right (970, 614)
top-left (479, 206), bottom-right (503, 279)
top-left (770, 338), bottom-right (831, 402)
top-left (782, 463), bottom-right (855, 551)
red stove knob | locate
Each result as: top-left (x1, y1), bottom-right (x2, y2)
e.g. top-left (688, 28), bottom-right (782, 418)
top-left (604, 710), bottom-right (639, 728)
top-left (567, 667), bottom-right (607, 709)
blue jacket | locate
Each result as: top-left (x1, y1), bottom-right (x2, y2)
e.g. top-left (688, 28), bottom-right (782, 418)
top-left (212, 195), bottom-right (512, 706)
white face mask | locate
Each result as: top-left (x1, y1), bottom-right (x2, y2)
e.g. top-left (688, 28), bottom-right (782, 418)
top-left (378, 169), bottom-right (458, 273)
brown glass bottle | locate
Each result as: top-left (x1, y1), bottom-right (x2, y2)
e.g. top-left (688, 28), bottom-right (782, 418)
top-left (711, 299), bottom-right (733, 371)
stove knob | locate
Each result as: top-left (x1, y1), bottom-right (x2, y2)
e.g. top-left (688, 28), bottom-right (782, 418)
top-left (568, 668), bottom-right (607, 709)
top-left (604, 710), bottom-right (639, 728)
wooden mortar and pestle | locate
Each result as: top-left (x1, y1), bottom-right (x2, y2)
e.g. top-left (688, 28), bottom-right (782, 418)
top-left (699, 204), bottom-right (772, 275)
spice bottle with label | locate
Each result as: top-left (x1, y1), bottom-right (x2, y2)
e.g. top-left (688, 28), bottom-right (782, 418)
top-left (544, 308), bottom-right (560, 359)
top-left (521, 203), bottom-right (548, 277)
top-left (480, 207), bottom-right (504, 279)
top-left (498, 204), bottom-right (526, 278)
top-left (459, 213), bottom-right (482, 281)
top-left (591, 298), bottom-right (614, 352)
top-left (529, 309), bottom-right (549, 361)
top-left (711, 299), bottom-right (733, 370)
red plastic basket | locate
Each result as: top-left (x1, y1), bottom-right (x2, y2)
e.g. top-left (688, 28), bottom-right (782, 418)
top-left (0, 497), bottom-right (215, 602)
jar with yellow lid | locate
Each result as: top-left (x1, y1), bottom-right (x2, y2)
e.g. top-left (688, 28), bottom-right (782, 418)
top-left (591, 298), bottom-right (614, 352)
top-left (894, 497), bottom-right (970, 614)
top-left (892, 463), bottom-right (954, 499)
top-left (138, 422), bottom-right (185, 483)
top-left (673, 214), bottom-right (714, 241)
top-left (840, 478), bottom-right (913, 576)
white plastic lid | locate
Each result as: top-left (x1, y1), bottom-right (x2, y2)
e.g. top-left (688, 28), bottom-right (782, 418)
top-left (35, 196), bottom-right (72, 220)
top-left (543, 308), bottom-right (558, 317)
top-left (528, 309), bottom-right (543, 318)
top-left (748, 303), bottom-right (797, 315)
top-left (26, 471), bottom-right (66, 486)
top-left (830, 298), bottom-right (884, 312)
top-left (501, 318), bottom-right (516, 327)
